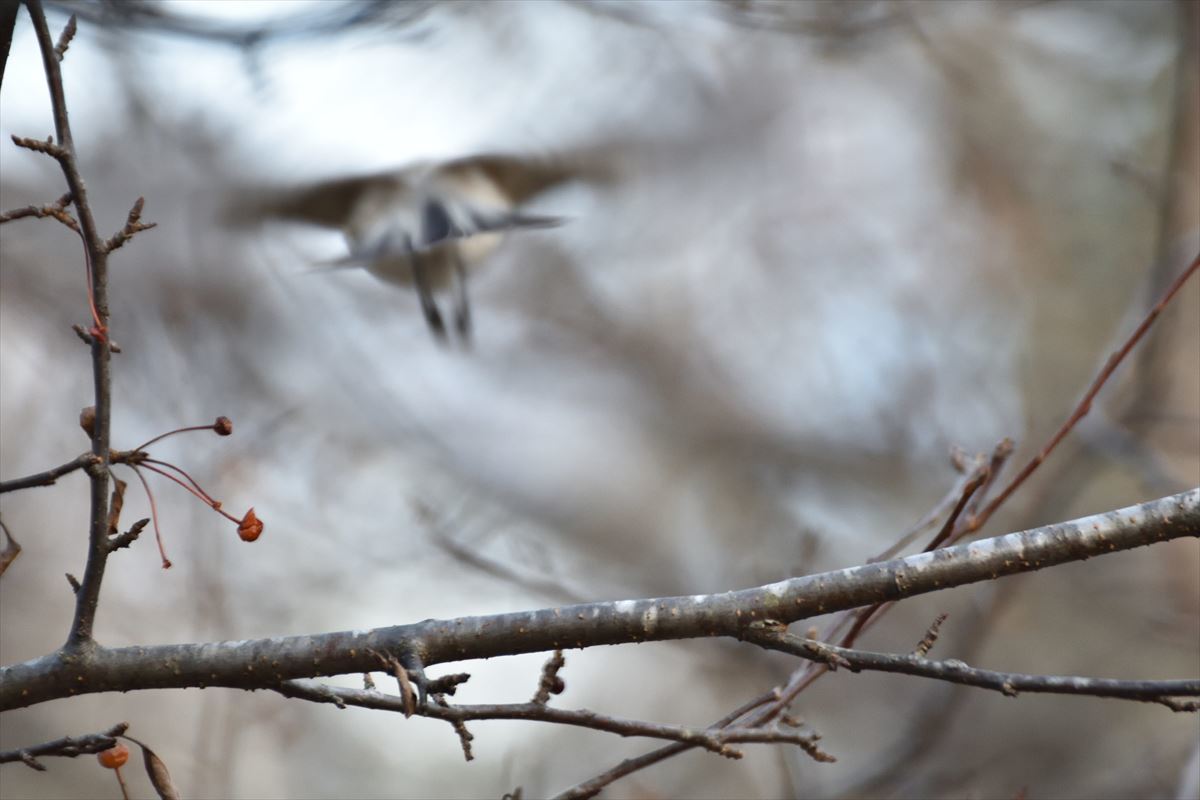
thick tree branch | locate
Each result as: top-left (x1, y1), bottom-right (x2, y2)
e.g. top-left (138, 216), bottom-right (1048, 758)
top-left (2, 489), bottom-right (1195, 711)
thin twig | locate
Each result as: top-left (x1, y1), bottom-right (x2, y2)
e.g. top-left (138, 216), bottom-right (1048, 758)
top-left (276, 680), bottom-right (833, 761)
top-left (52, 13), bottom-right (76, 59)
top-left (133, 423), bottom-right (223, 453)
top-left (870, 456), bottom-right (986, 563)
top-left (925, 469), bottom-right (989, 551)
top-left (975, 253), bottom-right (1200, 528)
top-left (912, 612), bottom-right (949, 658)
top-left (836, 589), bottom-right (1002, 798)
top-left (551, 683), bottom-right (822, 800)
top-left (103, 196), bottom-right (157, 253)
top-left (139, 460), bottom-right (237, 522)
top-left (745, 631), bottom-right (1199, 708)
top-left (431, 694), bottom-right (476, 761)
top-left (0, 453), bottom-right (96, 494)
top-left (0, 193), bottom-right (79, 232)
top-left (128, 464), bottom-right (172, 569)
top-left (107, 518), bottom-right (148, 552)
top-left (532, 650), bottom-right (566, 705)
top-left (0, 722), bottom-right (128, 769)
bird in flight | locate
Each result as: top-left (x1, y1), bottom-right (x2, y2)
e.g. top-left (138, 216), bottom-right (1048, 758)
top-left (230, 154), bottom-right (583, 341)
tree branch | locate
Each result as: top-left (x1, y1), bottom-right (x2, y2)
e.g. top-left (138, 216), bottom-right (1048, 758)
top-left (2, 489), bottom-right (1195, 711)
top-left (0, 452), bottom-right (96, 494)
top-left (0, 722), bottom-right (127, 770)
top-left (0, 192), bottom-right (79, 232)
top-left (21, 0), bottom-right (115, 650)
top-left (977, 252), bottom-right (1199, 523)
top-left (0, 0), bottom-right (17, 91)
top-left (277, 680), bottom-right (833, 762)
top-left (745, 631), bottom-right (1200, 709)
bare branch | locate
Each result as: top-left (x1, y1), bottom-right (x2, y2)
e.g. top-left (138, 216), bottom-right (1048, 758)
top-left (10, 133), bottom-right (67, 159)
top-left (553, 678), bottom-right (846, 800)
top-left (745, 631), bottom-right (1200, 709)
top-left (103, 196), bottom-right (157, 253)
top-left (432, 694), bottom-right (476, 762)
top-left (52, 13), bottom-right (75, 59)
top-left (532, 650), bottom-right (566, 705)
top-left (20, 0), bottom-right (117, 650)
top-left (2, 490), bottom-right (1195, 711)
top-left (976, 253), bottom-right (1200, 526)
top-left (0, 453), bottom-right (97, 493)
top-left (277, 680), bottom-right (833, 761)
top-left (871, 451), bottom-right (992, 562)
top-left (0, 0), bottom-right (17, 91)
top-left (0, 192), bottom-right (79, 232)
top-left (107, 518), bottom-right (148, 552)
top-left (912, 612), bottom-right (949, 658)
top-left (0, 722), bottom-right (128, 770)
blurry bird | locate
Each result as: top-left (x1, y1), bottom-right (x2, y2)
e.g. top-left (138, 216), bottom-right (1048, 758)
top-left (229, 155), bottom-right (584, 340)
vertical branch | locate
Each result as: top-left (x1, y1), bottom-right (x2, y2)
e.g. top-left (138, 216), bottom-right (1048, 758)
top-left (1, 0), bottom-right (19, 91)
top-left (23, 0), bottom-right (114, 649)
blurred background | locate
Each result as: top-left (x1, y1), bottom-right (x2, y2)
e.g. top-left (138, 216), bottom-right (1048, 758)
top-left (1, 1), bottom-right (1197, 798)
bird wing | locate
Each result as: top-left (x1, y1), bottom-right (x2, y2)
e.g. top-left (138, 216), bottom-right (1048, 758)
top-left (442, 152), bottom-right (614, 205)
top-left (225, 172), bottom-right (408, 230)
top-left (226, 153), bottom-right (599, 233)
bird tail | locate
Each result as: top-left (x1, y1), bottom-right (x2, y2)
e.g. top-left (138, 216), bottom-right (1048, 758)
top-left (507, 212), bottom-right (564, 230)
top-left (470, 209), bottom-right (565, 234)
top-left (299, 256), bottom-right (363, 277)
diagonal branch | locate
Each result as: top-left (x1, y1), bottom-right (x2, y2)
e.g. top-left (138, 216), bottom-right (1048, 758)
top-left (976, 252), bottom-right (1200, 525)
top-left (0, 192), bottom-right (79, 232)
top-left (2, 489), bottom-right (1195, 711)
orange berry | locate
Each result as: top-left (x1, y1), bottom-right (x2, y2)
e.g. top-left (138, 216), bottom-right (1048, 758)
top-left (237, 508), bottom-right (263, 542)
top-left (97, 743), bottom-right (129, 769)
